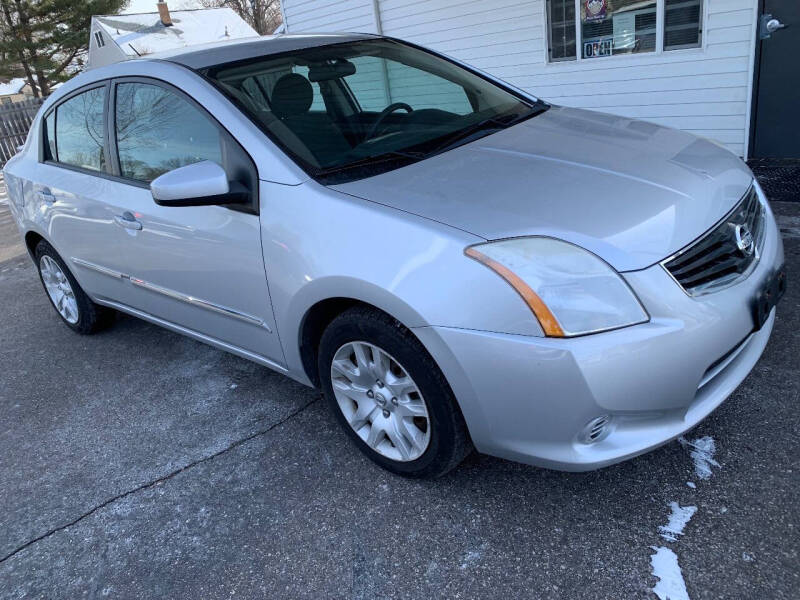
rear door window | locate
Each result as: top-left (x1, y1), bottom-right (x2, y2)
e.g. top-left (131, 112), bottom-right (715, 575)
top-left (53, 87), bottom-right (106, 171)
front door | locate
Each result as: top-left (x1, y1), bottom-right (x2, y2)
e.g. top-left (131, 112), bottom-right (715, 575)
top-left (104, 79), bottom-right (284, 367)
top-left (751, 0), bottom-right (800, 158)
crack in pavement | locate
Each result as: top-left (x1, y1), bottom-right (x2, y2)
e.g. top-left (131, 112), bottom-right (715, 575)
top-left (0, 397), bottom-right (320, 565)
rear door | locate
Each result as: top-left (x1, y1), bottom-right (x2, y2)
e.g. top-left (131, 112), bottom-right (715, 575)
top-left (102, 78), bottom-right (284, 366)
top-left (36, 83), bottom-right (129, 302)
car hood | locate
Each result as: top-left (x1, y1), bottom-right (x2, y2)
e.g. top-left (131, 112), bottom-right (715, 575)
top-left (331, 106), bottom-right (754, 272)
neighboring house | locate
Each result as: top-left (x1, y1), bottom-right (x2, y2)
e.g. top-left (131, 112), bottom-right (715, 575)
top-left (277, 0), bottom-right (799, 159)
top-left (0, 78), bottom-right (32, 105)
top-left (88, 1), bottom-right (258, 69)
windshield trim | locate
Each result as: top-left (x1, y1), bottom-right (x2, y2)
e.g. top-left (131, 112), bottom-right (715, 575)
top-left (198, 37), bottom-right (548, 184)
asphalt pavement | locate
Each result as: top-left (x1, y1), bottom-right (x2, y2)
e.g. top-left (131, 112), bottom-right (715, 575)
top-left (0, 198), bottom-right (797, 599)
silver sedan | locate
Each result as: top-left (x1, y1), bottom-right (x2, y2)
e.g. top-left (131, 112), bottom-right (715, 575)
top-left (3, 34), bottom-right (786, 477)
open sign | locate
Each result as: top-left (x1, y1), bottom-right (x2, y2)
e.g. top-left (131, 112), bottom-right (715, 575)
top-left (584, 38), bottom-right (613, 58)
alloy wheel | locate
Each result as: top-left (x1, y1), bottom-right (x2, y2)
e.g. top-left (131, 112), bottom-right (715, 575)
top-left (40, 255), bottom-right (79, 324)
top-left (330, 341), bottom-right (431, 462)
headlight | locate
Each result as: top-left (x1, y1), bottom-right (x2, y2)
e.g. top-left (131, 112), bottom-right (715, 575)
top-left (465, 237), bottom-right (649, 337)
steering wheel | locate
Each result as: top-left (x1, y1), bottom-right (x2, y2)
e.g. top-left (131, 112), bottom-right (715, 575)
top-left (365, 102), bottom-right (414, 140)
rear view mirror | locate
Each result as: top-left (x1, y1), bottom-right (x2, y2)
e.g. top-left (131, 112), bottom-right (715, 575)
top-left (307, 59), bottom-right (356, 82)
top-left (150, 161), bottom-right (248, 207)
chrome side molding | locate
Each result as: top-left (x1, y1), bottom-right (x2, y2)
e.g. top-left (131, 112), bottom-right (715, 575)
top-left (70, 257), bottom-right (272, 332)
top-left (71, 257), bottom-right (125, 279)
top-left (95, 297), bottom-right (288, 375)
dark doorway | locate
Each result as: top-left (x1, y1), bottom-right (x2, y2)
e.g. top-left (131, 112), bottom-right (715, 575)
top-left (751, 0), bottom-right (800, 158)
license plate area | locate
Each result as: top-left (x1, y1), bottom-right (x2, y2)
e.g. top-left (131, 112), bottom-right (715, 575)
top-left (752, 265), bottom-right (787, 331)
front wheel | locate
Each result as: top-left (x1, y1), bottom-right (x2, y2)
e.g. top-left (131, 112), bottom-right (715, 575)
top-left (318, 306), bottom-right (471, 478)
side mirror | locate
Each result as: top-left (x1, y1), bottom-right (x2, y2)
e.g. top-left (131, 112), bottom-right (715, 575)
top-left (150, 161), bottom-right (249, 207)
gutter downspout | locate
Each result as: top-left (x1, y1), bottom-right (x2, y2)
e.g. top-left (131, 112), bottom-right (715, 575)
top-left (372, 0), bottom-right (392, 105)
top-left (279, 0), bottom-right (289, 33)
top-left (371, 0), bottom-right (383, 34)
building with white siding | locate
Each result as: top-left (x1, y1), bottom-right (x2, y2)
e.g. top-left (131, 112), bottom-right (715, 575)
top-left (277, 0), bottom-right (798, 159)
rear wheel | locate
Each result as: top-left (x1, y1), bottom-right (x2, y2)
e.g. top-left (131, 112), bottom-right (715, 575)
top-left (35, 240), bottom-right (115, 334)
top-left (318, 306), bottom-right (471, 478)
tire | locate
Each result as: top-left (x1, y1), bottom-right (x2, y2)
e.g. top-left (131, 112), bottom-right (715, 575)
top-left (318, 306), bottom-right (472, 478)
top-left (34, 240), bottom-right (115, 334)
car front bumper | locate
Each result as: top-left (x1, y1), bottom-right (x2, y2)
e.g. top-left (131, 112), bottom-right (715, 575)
top-left (414, 201), bottom-right (785, 471)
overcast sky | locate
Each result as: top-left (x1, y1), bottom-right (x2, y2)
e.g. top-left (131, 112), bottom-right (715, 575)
top-left (123, 0), bottom-right (203, 14)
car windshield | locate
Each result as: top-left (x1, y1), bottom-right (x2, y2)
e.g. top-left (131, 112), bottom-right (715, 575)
top-left (202, 39), bottom-right (548, 183)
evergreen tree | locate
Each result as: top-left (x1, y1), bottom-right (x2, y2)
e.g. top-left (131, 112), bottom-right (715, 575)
top-left (0, 0), bottom-right (128, 97)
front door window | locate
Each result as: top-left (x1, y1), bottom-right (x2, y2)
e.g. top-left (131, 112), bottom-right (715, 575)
top-left (114, 82), bottom-right (223, 182)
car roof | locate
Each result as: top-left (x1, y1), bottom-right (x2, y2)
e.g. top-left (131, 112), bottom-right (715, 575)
top-left (149, 32), bottom-right (380, 70)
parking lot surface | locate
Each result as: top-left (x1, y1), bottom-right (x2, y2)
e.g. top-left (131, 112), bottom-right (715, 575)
top-left (0, 198), bottom-right (797, 599)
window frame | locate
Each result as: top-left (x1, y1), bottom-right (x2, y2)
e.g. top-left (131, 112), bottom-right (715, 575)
top-left (544, 0), bottom-right (706, 65)
top-left (40, 76), bottom-right (259, 215)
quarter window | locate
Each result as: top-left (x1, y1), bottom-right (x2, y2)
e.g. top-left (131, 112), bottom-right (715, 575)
top-left (53, 87), bottom-right (106, 171)
top-left (546, 0), bottom-right (703, 62)
top-left (114, 82), bottom-right (223, 182)
top-left (43, 111), bottom-right (56, 160)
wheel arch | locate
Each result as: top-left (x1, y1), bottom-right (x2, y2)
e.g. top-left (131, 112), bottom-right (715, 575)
top-left (299, 296), bottom-right (435, 388)
top-left (298, 297), bottom-right (367, 387)
top-left (24, 230), bottom-right (46, 260)
top-left (292, 278), bottom-right (431, 388)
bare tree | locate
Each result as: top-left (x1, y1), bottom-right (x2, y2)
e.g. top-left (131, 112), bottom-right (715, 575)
top-left (197, 0), bottom-right (282, 35)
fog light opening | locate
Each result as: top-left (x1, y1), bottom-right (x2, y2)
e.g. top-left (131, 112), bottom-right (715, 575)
top-left (579, 415), bottom-right (613, 444)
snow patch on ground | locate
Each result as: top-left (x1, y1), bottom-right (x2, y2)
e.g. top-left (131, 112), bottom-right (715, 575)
top-left (686, 482), bottom-right (696, 489)
top-left (679, 436), bottom-right (720, 479)
top-left (460, 542), bottom-right (488, 570)
top-left (659, 502), bottom-right (697, 542)
top-left (650, 546), bottom-right (690, 600)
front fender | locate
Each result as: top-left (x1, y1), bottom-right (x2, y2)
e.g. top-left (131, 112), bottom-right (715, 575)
top-left (261, 182), bottom-right (544, 380)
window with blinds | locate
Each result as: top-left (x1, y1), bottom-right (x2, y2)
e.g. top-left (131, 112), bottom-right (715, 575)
top-left (545, 1), bottom-right (704, 62)
top-left (664, 0), bottom-right (703, 50)
top-left (547, 0), bottom-right (577, 62)
top-left (581, 0), bottom-right (657, 58)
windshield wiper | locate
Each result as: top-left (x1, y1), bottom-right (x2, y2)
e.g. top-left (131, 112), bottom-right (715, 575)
top-left (315, 103), bottom-right (549, 180)
top-left (315, 150), bottom-right (424, 177)
top-left (424, 103), bottom-right (549, 157)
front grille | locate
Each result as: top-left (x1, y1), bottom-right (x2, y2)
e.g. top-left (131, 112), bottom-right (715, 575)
top-left (663, 185), bottom-right (766, 295)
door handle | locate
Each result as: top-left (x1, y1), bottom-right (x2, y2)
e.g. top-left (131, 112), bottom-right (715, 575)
top-left (114, 212), bottom-right (143, 231)
top-left (767, 19), bottom-right (786, 33)
top-left (38, 190), bottom-right (55, 205)
top-left (760, 14), bottom-right (788, 39)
